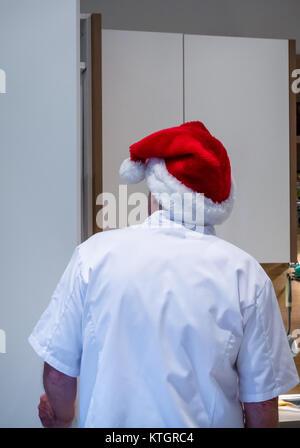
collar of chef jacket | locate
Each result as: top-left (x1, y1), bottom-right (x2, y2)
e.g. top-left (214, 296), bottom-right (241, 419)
top-left (141, 209), bottom-right (216, 236)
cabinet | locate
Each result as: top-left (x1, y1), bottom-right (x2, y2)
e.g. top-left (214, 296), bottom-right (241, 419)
top-left (102, 29), bottom-right (183, 216)
top-left (101, 30), bottom-right (295, 263)
top-left (184, 35), bottom-right (292, 262)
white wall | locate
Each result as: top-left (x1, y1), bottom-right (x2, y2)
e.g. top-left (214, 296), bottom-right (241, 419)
top-left (81, 0), bottom-right (300, 52)
top-left (0, 0), bottom-right (80, 427)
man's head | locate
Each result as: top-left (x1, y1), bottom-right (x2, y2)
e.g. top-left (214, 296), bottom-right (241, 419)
top-left (120, 121), bottom-right (235, 226)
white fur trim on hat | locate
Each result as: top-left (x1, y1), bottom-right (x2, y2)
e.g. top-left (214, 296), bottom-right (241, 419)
top-left (145, 158), bottom-right (235, 226)
top-left (119, 157), bottom-right (145, 184)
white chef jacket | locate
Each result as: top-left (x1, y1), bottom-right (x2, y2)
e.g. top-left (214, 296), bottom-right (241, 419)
top-left (29, 210), bottom-right (299, 428)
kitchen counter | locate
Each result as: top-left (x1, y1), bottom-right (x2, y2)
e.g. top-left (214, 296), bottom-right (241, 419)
top-left (279, 394), bottom-right (300, 428)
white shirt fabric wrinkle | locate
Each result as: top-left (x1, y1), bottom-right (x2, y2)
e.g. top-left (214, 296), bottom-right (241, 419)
top-left (28, 210), bottom-right (299, 427)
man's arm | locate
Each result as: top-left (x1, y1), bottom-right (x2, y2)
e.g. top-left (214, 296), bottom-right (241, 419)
top-left (243, 397), bottom-right (279, 428)
top-left (38, 362), bottom-right (77, 428)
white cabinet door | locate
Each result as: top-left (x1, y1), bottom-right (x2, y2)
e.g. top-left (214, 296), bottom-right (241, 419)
top-left (102, 30), bottom-right (183, 227)
top-left (184, 35), bottom-right (290, 262)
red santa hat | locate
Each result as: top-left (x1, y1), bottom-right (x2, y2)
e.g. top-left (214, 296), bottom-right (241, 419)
top-left (119, 121), bottom-right (235, 226)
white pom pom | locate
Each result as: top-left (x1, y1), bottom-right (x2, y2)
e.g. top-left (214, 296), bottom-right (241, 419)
top-left (119, 158), bottom-right (145, 184)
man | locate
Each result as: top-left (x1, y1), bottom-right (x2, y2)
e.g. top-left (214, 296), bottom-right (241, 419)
top-left (29, 122), bottom-right (299, 428)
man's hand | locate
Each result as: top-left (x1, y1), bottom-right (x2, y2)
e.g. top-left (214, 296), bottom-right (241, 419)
top-left (40, 363), bottom-right (77, 428)
top-left (38, 394), bottom-right (74, 428)
top-left (243, 397), bottom-right (279, 428)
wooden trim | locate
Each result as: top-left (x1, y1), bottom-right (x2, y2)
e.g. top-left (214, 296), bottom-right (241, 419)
top-left (91, 14), bottom-right (102, 234)
top-left (296, 55), bottom-right (300, 104)
top-left (289, 40), bottom-right (297, 262)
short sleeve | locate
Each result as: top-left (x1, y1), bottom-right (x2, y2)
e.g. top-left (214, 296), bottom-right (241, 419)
top-left (237, 277), bottom-right (299, 403)
top-left (28, 247), bottom-right (84, 378)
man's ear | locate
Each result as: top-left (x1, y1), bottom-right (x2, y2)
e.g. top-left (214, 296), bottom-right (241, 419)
top-left (147, 192), bottom-right (151, 216)
top-left (148, 192), bottom-right (160, 215)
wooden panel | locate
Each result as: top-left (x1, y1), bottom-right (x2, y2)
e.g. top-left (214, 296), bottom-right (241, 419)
top-left (296, 55), bottom-right (300, 103)
top-left (80, 16), bottom-right (93, 241)
top-left (289, 40), bottom-right (297, 262)
top-left (91, 14), bottom-right (102, 234)
top-left (184, 35), bottom-right (290, 262)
